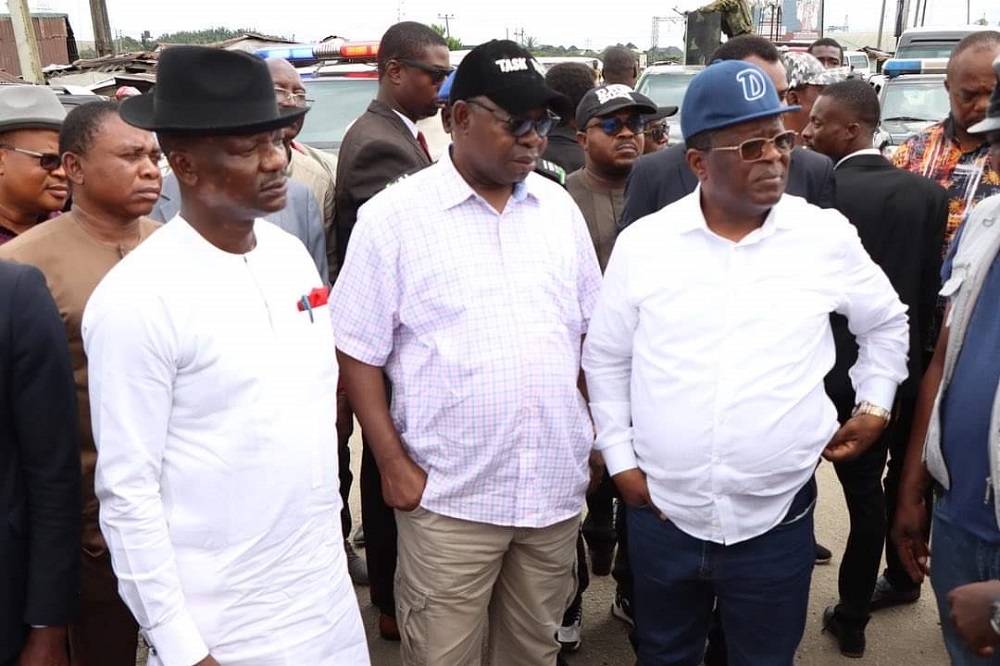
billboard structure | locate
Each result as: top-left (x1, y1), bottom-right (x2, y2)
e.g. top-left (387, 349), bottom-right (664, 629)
top-left (781, 0), bottom-right (824, 41)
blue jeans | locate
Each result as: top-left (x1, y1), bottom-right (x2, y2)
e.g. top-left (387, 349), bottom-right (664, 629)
top-left (627, 478), bottom-right (816, 666)
top-left (930, 495), bottom-right (1000, 665)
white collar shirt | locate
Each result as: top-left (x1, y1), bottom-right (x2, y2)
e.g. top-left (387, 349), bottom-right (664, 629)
top-left (392, 108), bottom-right (420, 139)
top-left (835, 147), bottom-right (883, 169)
top-left (582, 188), bottom-right (909, 545)
top-left (331, 150), bottom-right (603, 528)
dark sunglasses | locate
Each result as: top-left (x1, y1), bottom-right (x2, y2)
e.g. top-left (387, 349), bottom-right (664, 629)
top-left (396, 58), bottom-right (454, 84)
top-left (466, 99), bottom-right (559, 138)
top-left (0, 144), bottom-right (61, 171)
top-left (708, 130), bottom-right (798, 162)
top-left (644, 123), bottom-right (669, 143)
top-left (586, 116), bottom-right (647, 136)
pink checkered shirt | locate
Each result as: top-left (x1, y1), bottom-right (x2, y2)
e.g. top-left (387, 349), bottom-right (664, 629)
top-left (331, 152), bottom-right (602, 528)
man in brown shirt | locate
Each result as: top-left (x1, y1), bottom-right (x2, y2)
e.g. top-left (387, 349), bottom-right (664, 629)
top-left (566, 84), bottom-right (663, 270)
top-left (0, 100), bottom-right (162, 666)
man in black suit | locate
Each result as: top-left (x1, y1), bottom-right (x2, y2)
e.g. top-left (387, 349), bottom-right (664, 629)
top-left (802, 79), bottom-right (948, 658)
top-left (333, 20), bottom-right (449, 641)
top-left (620, 35), bottom-right (835, 229)
top-left (0, 260), bottom-right (79, 666)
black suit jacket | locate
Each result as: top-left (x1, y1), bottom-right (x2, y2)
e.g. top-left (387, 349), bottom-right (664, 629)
top-left (334, 99), bottom-right (432, 268)
top-left (0, 261), bottom-right (79, 661)
top-left (824, 153), bottom-right (948, 418)
top-left (620, 144), bottom-right (836, 228)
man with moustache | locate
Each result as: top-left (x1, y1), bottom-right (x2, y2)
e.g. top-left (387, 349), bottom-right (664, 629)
top-left (801, 79), bottom-right (947, 657)
top-left (583, 60), bottom-right (908, 663)
top-left (82, 47), bottom-right (369, 666)
top-left (0, 87), bottom-right (68, 244)
top-left (621, 35), bottom-right (835, 229)
top-left (332, 39), bottom-right (602, 666)
top-left (333, 21), bottom-right (450, 639)
top-left (0, 100), bottom-right (163, 665)
top-left (781, 51), bottom-right (845, 136)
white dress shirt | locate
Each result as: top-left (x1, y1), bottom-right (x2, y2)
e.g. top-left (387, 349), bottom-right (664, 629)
top-left (835, 147), bottom-right (883, 169)
top-left (582, 189), bottom-right (909, 545)
top-left (83, 219), bottom-right (369, 666)
top-left (332, 150), bottom-right (603, 528)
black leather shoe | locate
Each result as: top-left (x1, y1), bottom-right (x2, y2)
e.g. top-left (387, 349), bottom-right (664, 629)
top-left (815, 542), bottom-right (832, 565)
top-left (870, 574), bottom-right (920, 611)
top-left (823, 606), bottom-right (866, 658)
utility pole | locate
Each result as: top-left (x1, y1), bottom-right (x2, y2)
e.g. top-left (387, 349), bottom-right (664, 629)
top-left (437, 13), bottom-right (454, 38)
top-left (7, 0), bottom-right (43, 83)
top-left (89, 0), bottom-right (114, 56)
top-left (877, 0), bottom-right (887, 49)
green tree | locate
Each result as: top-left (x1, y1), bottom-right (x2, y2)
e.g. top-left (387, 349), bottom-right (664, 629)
top-left (974, 15), bottom-right (988, 26)
top-left (430, 24), bottom-right (463, 51)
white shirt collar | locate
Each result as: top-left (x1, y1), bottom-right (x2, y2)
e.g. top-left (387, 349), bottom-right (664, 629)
top-left (835, 148), bottom-right (882, 169)
top-left (392, 109), bottom-right (419, 139)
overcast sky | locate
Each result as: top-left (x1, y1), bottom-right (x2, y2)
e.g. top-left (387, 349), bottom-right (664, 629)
top-left (32, 0), bottom-right (1000, 51)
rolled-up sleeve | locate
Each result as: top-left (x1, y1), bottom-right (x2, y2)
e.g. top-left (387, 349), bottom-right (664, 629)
top-left (83, 290), bottom-right (208, 666)
top-left (582, 236), bottom-right (639, 475)
top-left (835, 224), bottom-right (910, 410)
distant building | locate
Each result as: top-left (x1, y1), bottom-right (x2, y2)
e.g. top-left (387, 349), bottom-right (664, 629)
top-left (0, 13), bottom-right (77, 79)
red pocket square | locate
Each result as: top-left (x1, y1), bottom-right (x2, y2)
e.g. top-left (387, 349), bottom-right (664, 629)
top-left (297, 286), bottom-right (329, 311)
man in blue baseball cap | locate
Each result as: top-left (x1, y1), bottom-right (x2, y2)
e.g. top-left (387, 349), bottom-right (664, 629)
top-left (582, 59), bottom-right (910, 664)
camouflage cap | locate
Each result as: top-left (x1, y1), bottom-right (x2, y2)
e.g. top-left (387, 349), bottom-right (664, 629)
top-left (782, 52), bottom-right (847, 89)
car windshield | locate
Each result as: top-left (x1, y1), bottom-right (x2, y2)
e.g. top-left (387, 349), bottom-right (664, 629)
top-left (847, 54), bottom-right (869, 70)
top-left (895, 44), bottom-right (956, 59)
top-left (635, 71), bottom-right (698, 109)
top-left (881, 80), bottom-right (949, 124)
top-left (299, 78), bottom-right (378, 150)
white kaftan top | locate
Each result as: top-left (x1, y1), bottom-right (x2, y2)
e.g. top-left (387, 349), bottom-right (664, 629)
top-left (83, 217), bottom-right (369, 666)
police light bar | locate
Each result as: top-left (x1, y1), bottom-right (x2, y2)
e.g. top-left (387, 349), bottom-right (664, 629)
top-left (884, 57), bottom-right (948, 78)
top-left (253, 45), bottom-right (319, 64)
top-left (340, 42), bottom-right (379, 59)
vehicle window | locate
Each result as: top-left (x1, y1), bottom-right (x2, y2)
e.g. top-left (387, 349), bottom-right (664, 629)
top-left (895, 44), bottom-right (956, 59)
top-left (848, 54), bottom-right (869, 70)
top-left (881, 80), bottom-right (949, 122)
top-left (635, 73), bottom-right (698, 109)
top-left (299, 79), bottom-right (378, 149)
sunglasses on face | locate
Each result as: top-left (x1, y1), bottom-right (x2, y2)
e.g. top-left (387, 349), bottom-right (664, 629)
top-left (0, 144), bottom-right (61, 171)
top-left (708, 130), bottom-right (798, 162)
top-left (644, 123), bottom-right (669, 143)
top-left (587, 115), bottom-right (647, 136)
top-left (465, 99), bottom-right (559, 138)
top-left (396, 58), bottom-right (455, 84)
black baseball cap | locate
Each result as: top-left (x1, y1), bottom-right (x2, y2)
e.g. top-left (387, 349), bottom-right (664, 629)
top-left (575, 84), bottom-right (659, 129)
top-left (450, 40), bottom-right (573, 120)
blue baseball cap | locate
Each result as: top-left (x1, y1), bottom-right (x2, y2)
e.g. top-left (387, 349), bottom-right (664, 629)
top-left (680, 60), bottom-right (799, 141)
top-left (438, 70), bottom-right (456, 102)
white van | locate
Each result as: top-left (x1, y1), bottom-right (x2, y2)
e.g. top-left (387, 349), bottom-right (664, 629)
top-left (844, 50), bottom-right (872, 79)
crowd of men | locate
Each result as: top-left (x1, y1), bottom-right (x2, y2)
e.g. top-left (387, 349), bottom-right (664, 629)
top-left (1, 18), bottom-right (1000, 666)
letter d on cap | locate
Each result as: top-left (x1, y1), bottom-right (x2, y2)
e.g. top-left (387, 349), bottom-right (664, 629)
top-left (736, 68), bottom-right (767, 101)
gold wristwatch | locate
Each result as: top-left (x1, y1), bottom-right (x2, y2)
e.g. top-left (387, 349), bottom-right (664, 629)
top-left (852, 401), bottom-right (891, 423)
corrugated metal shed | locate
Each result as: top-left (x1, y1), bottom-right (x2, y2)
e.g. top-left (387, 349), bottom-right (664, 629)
top-left (0, 13), bottom-right (75, 78)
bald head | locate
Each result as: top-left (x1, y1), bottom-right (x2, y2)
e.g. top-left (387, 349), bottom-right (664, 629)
top-left (266, 57), bottom-right (307, 141)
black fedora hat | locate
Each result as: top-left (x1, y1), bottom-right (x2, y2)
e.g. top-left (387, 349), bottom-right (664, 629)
top-left (120, 46), bottom-right (308, 134)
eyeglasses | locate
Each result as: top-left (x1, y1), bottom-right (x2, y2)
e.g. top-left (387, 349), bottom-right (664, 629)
top-left (708, 130), bottom-right (798, 162)
top-left (465, 99), bottom-right (559, 138)
top-left (396, 58), bottom-right (455, 84)
top-left (0, 144), bottom-right (61, 171)
top-left (644, 123), bottom-right (669, 143)
top-left (586, 116), bottom-right (647, 136)
top-left (273, 88), bottom-right (313, 107)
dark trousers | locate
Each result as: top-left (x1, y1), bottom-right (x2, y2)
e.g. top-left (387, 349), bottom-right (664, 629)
top-left (832, 432), bottom-right (891, 625)
top-left (70, 550), bottom-right (138, 666)
top-left (629, 478), bottom-right (816, 666)
top-left (883, 400), bottom-right (929, 594)
top-left (361, 437), bottom-right (397, 616)
top-left (337, 389), bottom-right (353, 539)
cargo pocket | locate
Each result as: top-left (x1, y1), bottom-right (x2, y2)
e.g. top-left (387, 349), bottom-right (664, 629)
top-left (395, 574), bottom-right (430, 666)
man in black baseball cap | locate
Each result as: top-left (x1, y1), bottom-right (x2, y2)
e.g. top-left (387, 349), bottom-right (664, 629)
top-left (332, 38), bottom-right (603, 666)
top-left (87, 46), bottom-right (370, 666)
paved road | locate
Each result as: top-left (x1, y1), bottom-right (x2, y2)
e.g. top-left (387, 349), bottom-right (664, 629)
top-left (351, 443), bottom-right (949, 665)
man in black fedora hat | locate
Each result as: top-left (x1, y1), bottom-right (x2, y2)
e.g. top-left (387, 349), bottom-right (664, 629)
top-left (82, 46), bottom-right (370, 666)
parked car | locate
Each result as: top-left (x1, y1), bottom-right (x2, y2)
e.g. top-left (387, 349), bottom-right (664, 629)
top-left (874, 59), bottom-right (949, 157)
top-left (634, 64), bottom-right (701, 145)
top-left (895, 25), bottom-right (993, 59)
